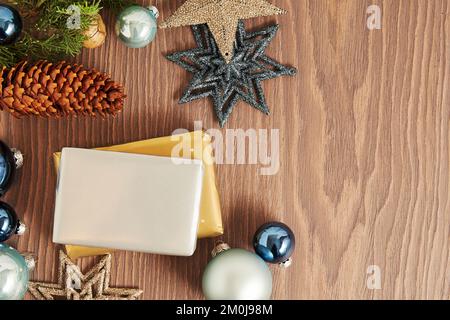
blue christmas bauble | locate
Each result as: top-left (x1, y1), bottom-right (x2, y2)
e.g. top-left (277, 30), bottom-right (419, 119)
top-left (0, 141), bottom-right (17, 196)
top-left (0, 202), bottom-right (23, 242)
top-left (115, 5), bottom-right (158, 48)
top-left (0, 244), bottom-right (29, 300)
top-left (0, 4), bottom-right (22, 45)
top-left (253, 222), bottom-right (295, 264)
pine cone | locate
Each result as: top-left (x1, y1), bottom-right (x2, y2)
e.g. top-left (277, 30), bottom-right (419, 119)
top-left (0, 60), bottom-right (126, 118)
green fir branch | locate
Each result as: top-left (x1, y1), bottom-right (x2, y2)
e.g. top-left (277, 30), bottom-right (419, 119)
top-left (37, 1), bottom-right (101, 30)
top-left (0, 0), bottom-right (134, 67)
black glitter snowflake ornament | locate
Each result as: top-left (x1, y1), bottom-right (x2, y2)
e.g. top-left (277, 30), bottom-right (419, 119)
top-left (166, 21), bottom-right (297, 127)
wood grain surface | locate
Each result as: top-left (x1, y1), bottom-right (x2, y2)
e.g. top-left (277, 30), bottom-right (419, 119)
top-left (1, 0), bottom-right (449, 300)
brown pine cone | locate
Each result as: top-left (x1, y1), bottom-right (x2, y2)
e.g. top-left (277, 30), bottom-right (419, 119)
top-left (0, 60), bottom-right (126, 118)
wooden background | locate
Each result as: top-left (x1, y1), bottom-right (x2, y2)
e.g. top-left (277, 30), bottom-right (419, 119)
top-left (1, 0), bottom-right (449, 300)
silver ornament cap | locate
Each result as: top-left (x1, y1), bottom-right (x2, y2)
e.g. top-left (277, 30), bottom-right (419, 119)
top-left (22, 253), bottom-right (37, 271)
top-left (11, 148), bottom-right (23, 169)
top-left (147, 6), bottom-right (159, 19)
top-left (202, 244), bottom-right (273, 300)
top-left (16, 221), bottom-right (26, 235)
top-left (279, 258), bottom-right (292, 268)
top-left (211, 241), bottom-right (230, 257)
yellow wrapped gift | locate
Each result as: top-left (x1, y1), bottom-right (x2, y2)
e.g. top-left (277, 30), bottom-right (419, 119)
top-left (53, 131), bottom-right (223, 259)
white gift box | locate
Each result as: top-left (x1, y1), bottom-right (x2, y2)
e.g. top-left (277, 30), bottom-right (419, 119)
top-left (53, 148), bottom-right (204, 256)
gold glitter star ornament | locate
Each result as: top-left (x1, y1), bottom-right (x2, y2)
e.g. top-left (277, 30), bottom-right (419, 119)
top-left (28, 251), bottom-right (143, 300)
top-left (160, 0), bottom-right (286, 62)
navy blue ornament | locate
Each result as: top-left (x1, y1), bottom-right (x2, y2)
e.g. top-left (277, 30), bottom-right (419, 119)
top-left (0, 141), bottom-right (16, 196)
top-left (0, 201), bottom-right (25, 242)
top-left (253, 222), bottom-right (295, 265)
top-left (0, 141), bottom-right (22, 196)
top-left (0, 4), bottom-right (23, 45)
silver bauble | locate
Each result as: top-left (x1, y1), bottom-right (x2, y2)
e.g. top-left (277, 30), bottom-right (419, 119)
top-left (115, 5), bottom-right (158, 48)
top-left (202, 247), bottom-right (272, 300)
top-left (0, 244), bottom-right (30, 300)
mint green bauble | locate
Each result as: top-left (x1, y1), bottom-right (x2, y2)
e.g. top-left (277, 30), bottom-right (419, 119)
top-left (115, 5), bottom-right (158, 48)
top-left (202, 247), bottom-right (272, 300)
top-left (0, 244), bottom-right (29, 300)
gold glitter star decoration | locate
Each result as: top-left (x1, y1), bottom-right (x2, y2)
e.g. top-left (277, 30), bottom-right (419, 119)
top-left (160, 0), bottom-right (286, 63)
top-left (28, 251), bottom-right (143, 300)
